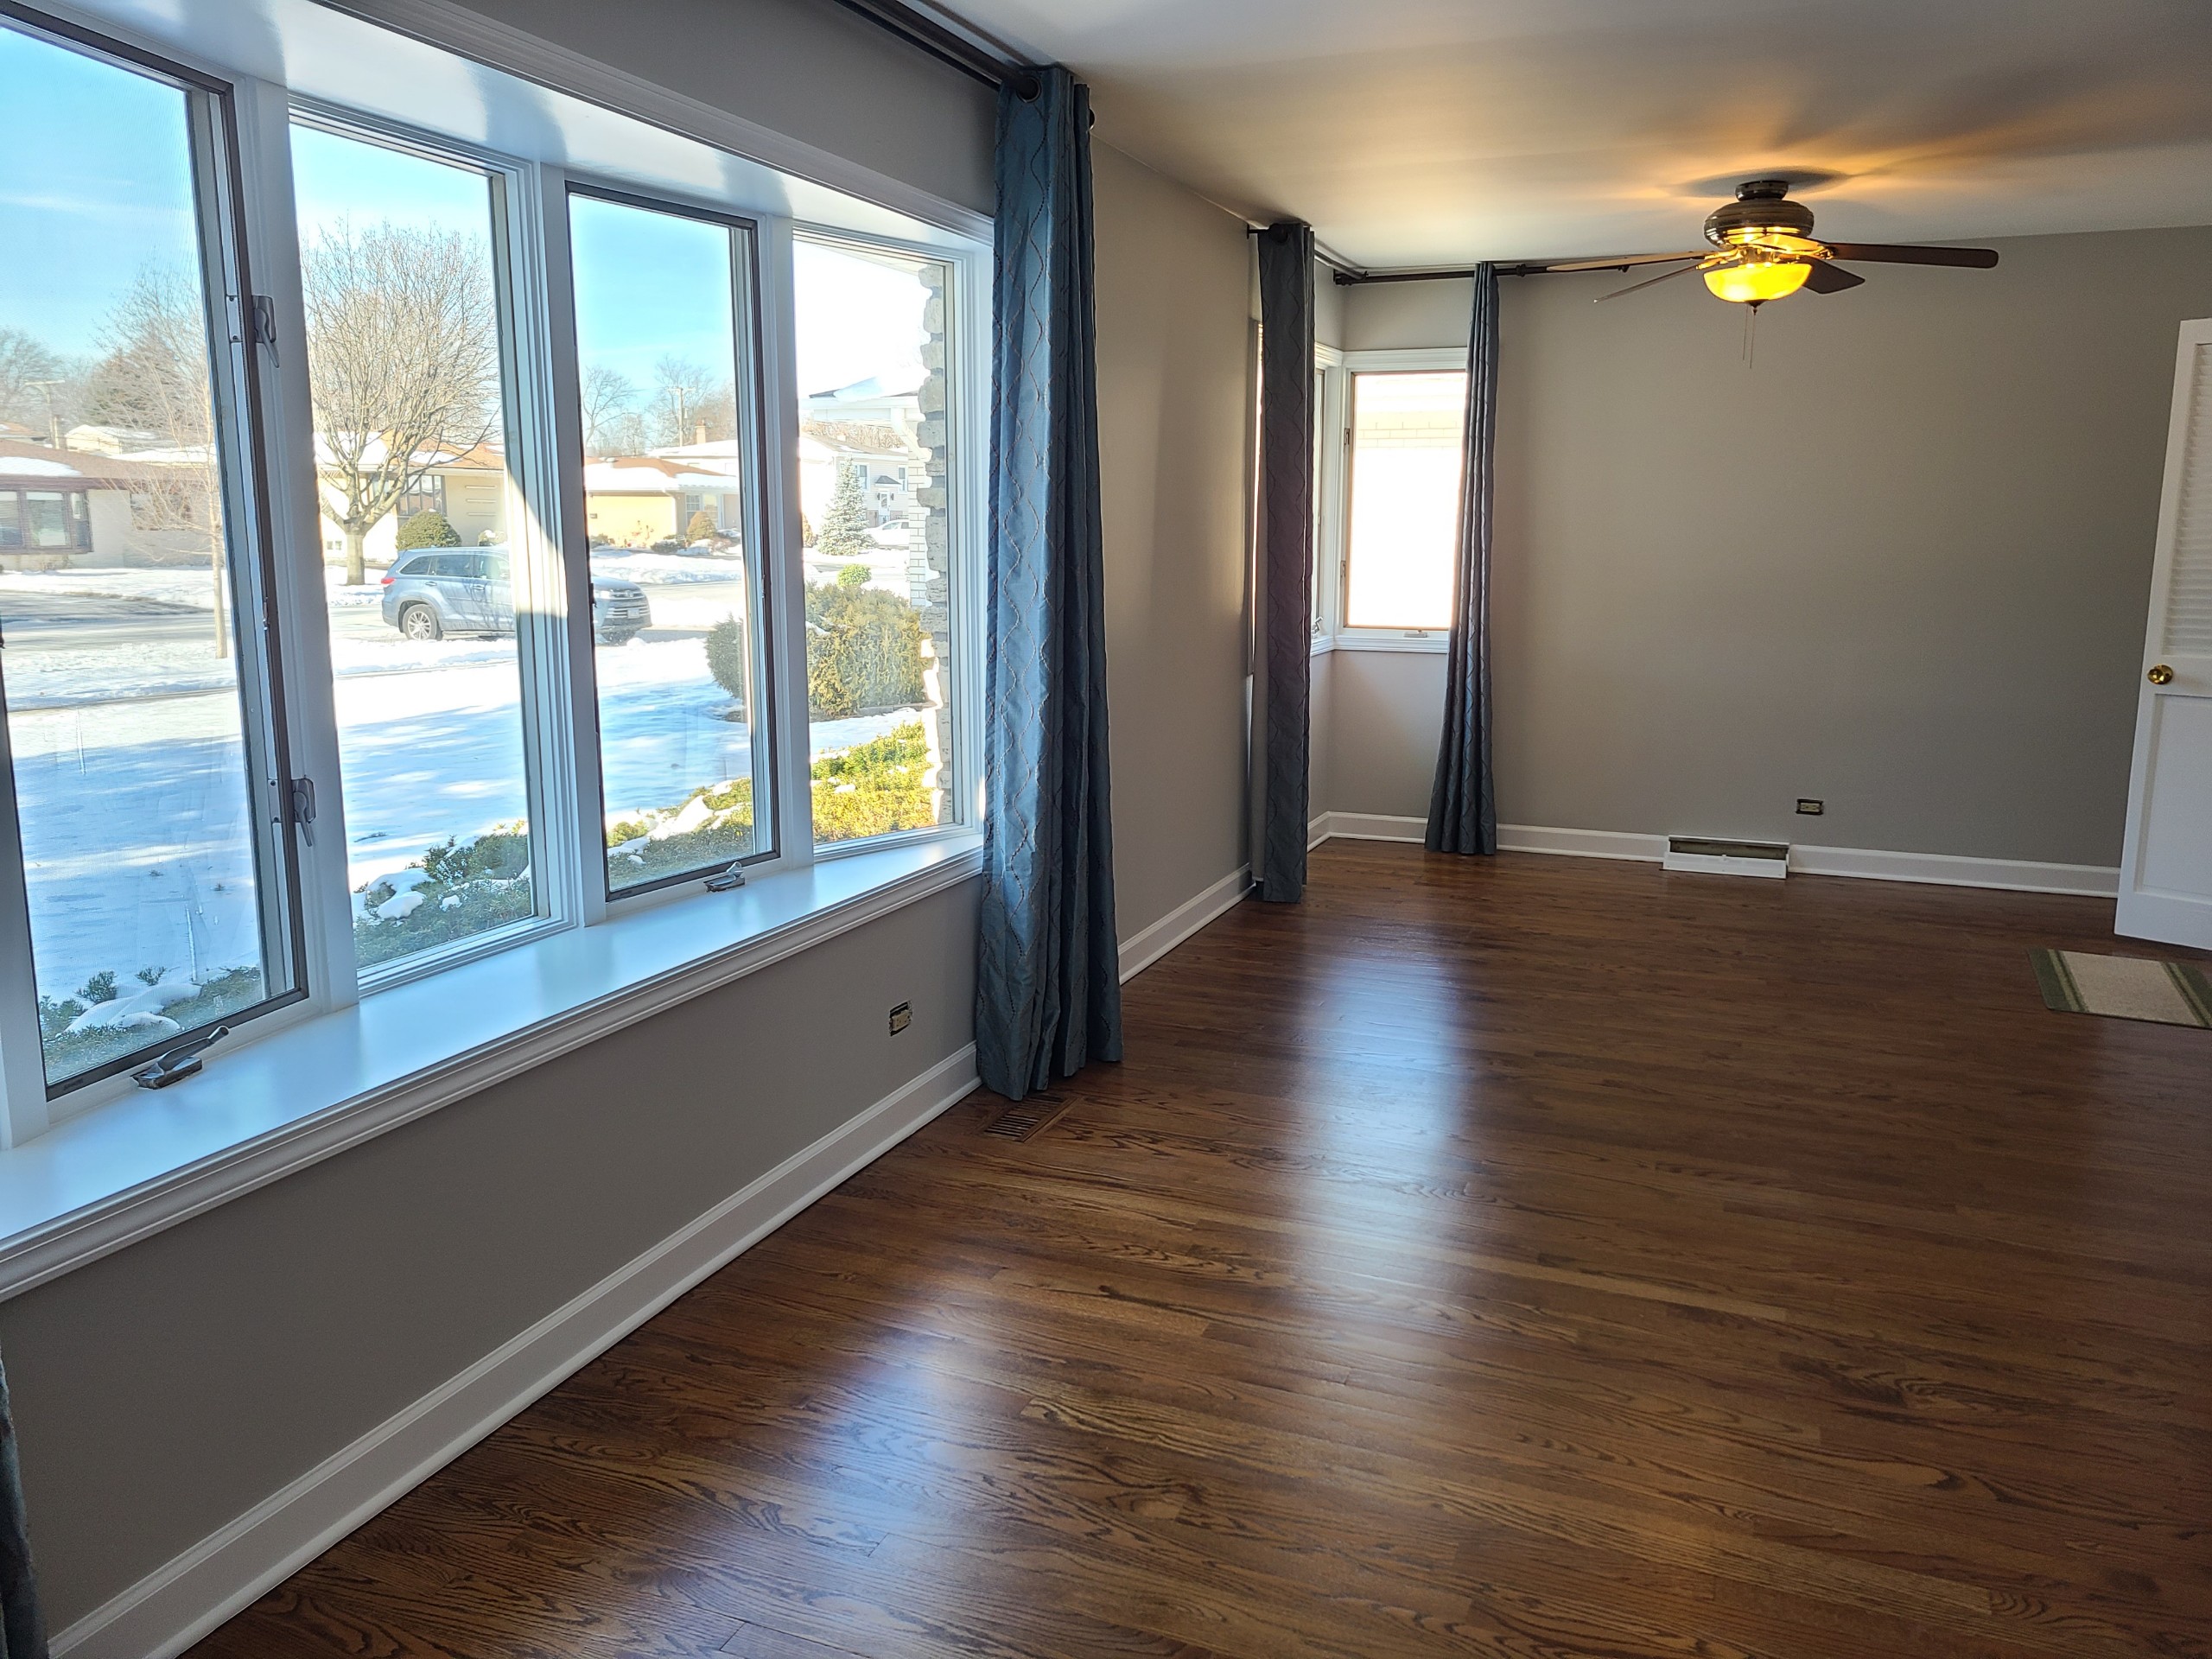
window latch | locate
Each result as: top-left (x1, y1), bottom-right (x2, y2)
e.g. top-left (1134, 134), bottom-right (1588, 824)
top-left (134, 1025), bottom-right (231, 1090)
top-left (288, 775), bottom-right (316, 847)
top-left (250, 294), bottom-right (279, 365)
top-left (703, 861), bottom-right (747, 892)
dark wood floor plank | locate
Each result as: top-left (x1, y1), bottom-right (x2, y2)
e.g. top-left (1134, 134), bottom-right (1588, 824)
top-left (188, 849), bottom-right (2212, 1659)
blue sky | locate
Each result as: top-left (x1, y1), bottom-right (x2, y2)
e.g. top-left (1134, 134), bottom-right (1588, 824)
top-left (4, 20), bottom-right (935, 416)
top-left (0, 26), bottom-right (202, 357)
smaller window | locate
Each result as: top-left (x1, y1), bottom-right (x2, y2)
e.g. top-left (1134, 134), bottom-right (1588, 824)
top-left (1344, 370), bottom-right (1467, 631)
top-left (566, 186), bottom-right (775, 897)
top-left (395, 474), bottom-right (447, 524)
top-left (793, 234), bottom-right (963, 849)
top-left (291, 117), bottom-right (547, 978)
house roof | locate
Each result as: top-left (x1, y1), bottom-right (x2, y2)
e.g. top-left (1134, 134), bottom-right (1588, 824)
top-left (0, 440), bottom-right (175, 488)
top-left (582, 454), bottom-right (747, 496)
top-left (309, 434), bottom-right (505, 472)
top-left (801, 420), bottom-right (921, 461)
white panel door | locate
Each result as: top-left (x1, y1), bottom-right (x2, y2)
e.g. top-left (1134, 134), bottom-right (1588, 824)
top-left (2117, 320), bottom-right (2212, 948)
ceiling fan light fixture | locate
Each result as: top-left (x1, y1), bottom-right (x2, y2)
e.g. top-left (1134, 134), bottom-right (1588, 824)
top-left (1703, 257), bottom-right (1811, 304)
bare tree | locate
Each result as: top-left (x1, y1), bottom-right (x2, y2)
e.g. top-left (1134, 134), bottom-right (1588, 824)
top-left (579, 363), bottom-right (635, 457)
top-left (0, 326), bottom-right (86, 442)
top-left (648, 354), bottom-right (733, 448)
top-left (86, 269), bottom-right (230, 651)
top-left (301, 221), bottom-right (499, 585)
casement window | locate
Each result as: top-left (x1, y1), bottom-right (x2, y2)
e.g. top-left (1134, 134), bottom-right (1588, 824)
top-left (791, 233), bottom-right (967, 849)
top-left (565, 188), bottom-right (776, 896)
top-left (0, 18), bottom-right (302, 1128)
top-left (0, 0), bottom-right (986, 1151)
top-left (1313, 349), bottom-right (1465, 650)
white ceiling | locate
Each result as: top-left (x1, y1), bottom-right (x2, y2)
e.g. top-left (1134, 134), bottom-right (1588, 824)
top-left (942, 0), bottom-right (2212, 268)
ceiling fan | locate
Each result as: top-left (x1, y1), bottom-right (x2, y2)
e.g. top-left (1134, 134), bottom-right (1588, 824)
top-left (1554, 179), bottom-right (1999, 307)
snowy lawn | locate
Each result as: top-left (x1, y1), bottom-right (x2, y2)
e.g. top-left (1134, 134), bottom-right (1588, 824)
top-left (10, 629), bottom-right (922, 1002)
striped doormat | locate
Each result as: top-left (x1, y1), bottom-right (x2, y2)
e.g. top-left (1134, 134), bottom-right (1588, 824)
top-left (2031, 950), bottom-right (2212, 1028)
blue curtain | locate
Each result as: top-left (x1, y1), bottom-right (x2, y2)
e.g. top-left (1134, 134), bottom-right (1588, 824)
top-left (976, 67), bottom-right (1123, 1102)
top-left (0, 1356), bottom-right (44, 1659)
top-left (1427, 263), bottom-right (1500, 855)
top-left (1256, 223), bottom-right (1315, 902)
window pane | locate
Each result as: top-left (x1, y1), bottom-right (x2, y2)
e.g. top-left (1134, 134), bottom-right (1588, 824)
top-left (0, 24), bottom-right (292, 1088)
top-left (792, 237), bottom-right (957, 847)
top-left (1344, 370), bottom-right (1466, 630)
top-left (290, 123), bottom-right (538, 973)
top-left (567, 192), bottom-right (772, 893)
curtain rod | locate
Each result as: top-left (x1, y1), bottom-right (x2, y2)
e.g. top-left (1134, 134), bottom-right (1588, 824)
top-left (1238, 231), bottom-right (1616, 285)
top-left (1332, 263), bottom-right (1593, 285)
top-left (823, 0), bottom-right (1041, 99)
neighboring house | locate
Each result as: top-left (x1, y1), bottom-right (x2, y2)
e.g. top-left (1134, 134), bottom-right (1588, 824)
top-left (0, 438), bottom-right (210, 569)
top-left (795, 376), bottom-right (934, 601)
top-left (61, 423), bottom-right (164, 455)
top-left (582, 450), bottom-right (746, 548)
top-left (314, 440), bottom-right (510, 566)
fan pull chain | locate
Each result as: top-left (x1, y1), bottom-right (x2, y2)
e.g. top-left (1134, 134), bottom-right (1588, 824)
top-left (1743, 300), bottom-right (1761, 367)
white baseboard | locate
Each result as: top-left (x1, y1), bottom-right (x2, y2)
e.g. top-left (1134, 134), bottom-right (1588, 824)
top-left (1319, 811), bottom-right (1428, 843)
top-left (53, 1046), bottom-right (982, 1659)
top-left (1789, 842), bottom-right (2118, 897)
top-left (1313, 817), bottom-right (2118, 898)
top-left (1118, 865), bottom-right (1251, 982)
top-left (1307, 814), bottom-right (1331, 851)
top-left (1498, 823), bottom-right (1666, 861)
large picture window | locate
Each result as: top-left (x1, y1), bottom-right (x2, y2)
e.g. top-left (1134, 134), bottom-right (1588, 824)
top-left (1344, 368), bottom-right (1467, 631)
top-left (0, 0), bottom-right (984, 1148)
top-left (0, 18), bottom-right (300, 1104)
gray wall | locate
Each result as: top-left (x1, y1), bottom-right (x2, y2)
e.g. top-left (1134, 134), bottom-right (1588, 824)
top-left (3, 886), bottom-right (979, 1625)
top-left (0, 42), bottom-right (1258, 1640)
top-left (455, 0), bottom-right (997, 214)
top-left (1313, 258), bottom-right (1344, 350)
top-left (1093, 143), bottom-right (1257, 924)
top-left (1325, 226), bottom-right (2212, 864)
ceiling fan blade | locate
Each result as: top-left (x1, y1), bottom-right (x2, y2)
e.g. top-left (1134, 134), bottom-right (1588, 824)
top-left (1544, 251), bottom-right (1709, 273)
top-left (1801, 260), bottom-right (1866, 294)
top-left (1595, 262), bottom-right (1704, 302)
top-left (1822, 242), bottom-right (1999, 269)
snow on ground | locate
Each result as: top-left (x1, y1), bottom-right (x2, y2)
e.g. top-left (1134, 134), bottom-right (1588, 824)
top-left (10, 630), bottom-right (928, 998)
top-left (588, 549), bottom-right (748, 584)
top-left (3, 556), bottom-right (931, 996)
top-left (0, 566), bottom-right (221, 611)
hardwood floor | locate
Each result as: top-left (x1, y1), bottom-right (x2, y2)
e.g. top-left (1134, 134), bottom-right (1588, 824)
top-left (191, 844), bottom-right (2212, 1659)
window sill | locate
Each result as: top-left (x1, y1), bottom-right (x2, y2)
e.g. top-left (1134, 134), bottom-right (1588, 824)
top-left (0, 834), bottom-right (984, 1301)
top-left (1330, 632), bottom-right (1451, 654)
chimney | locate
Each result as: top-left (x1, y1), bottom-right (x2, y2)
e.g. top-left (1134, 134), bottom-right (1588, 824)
top-left (694, 422), bottom-right (708, 445)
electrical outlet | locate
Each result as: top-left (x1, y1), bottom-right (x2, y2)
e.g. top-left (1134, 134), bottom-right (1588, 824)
top-left (1796, 798), bottom-right (1825, 816)
top-left (888, 1001), bottom-right (912, 1035)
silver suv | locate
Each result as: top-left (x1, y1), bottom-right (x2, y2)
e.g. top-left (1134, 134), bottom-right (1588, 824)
top-left (379, 550), bottom-right (650, 644)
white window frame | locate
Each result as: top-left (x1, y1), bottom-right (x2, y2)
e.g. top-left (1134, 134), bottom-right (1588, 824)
top-left (0, 0), bottom-right (989, 1174)
top-left (1323, 346), bottom-right (1467, 653)
top-left (281, 101), bottom-right (588, 996)
top-left (1310, 343), bottom-right (1345, 652)
top-left (791, 222), bottom-right (988, 861)
top-left (548, 181), bottom-right (782, 914)
top-left (0, 17), bottom-right (311, 1141)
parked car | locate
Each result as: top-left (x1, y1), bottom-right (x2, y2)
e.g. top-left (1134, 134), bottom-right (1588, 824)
top-left (380, 550), bottom-right (650, 644)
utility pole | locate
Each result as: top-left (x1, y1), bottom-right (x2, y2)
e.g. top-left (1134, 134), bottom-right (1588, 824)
top-left (25, 378), bottom-right (66, 448)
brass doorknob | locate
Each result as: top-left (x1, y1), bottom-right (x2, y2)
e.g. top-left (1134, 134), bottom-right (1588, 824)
top-left (2147, 664), bottom-right (2176, 685)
